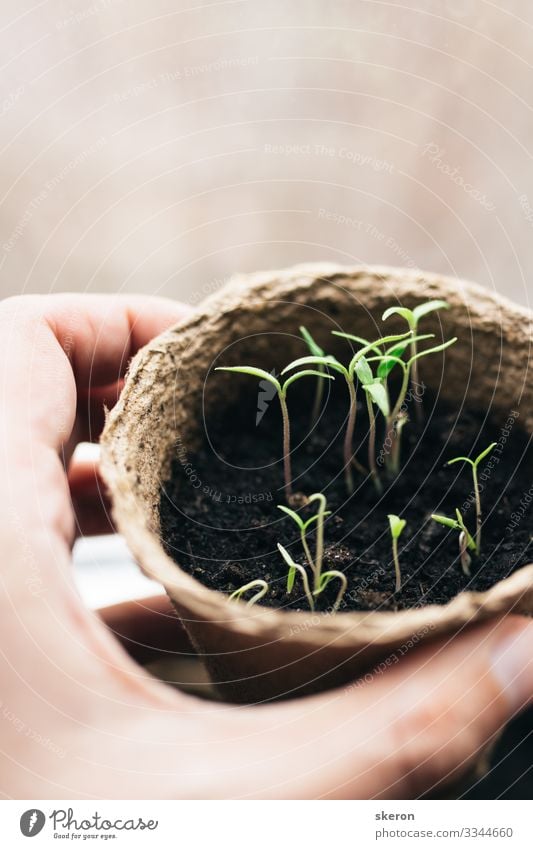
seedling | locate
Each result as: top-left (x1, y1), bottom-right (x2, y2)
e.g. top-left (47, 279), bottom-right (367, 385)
top-left (446, 442), bottom-right (497, 552)
top-left (388, 514), bottom-right (406, 593)
top-left (369, 336), bottom-right (458, 474)
top-left (277, 494), bottom-right (332, 580)
top-left (215, 365), bottom-right (334, 500)
top-left (228, 579), bottom-right (269, 606)
top-left (299, 326), bottom-right (327, 425)
top-left (431, 510), bottom-right (476, 576)
top-left (277, 492), bottom-right (348, 611)
top-left (282, 331), bottom-right (413, 493)
top-left (277, 543), bottom-right (315, 610)
top-left (353, 355), bottom-right (389, 493)
top-left (382, 300), bottom-right (450, 419)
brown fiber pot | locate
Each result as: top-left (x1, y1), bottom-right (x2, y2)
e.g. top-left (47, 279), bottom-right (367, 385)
top-left (100, 263), bottom-right (533, 703)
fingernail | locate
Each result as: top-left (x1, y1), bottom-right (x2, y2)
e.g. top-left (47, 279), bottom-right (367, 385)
top-left (491, 625), bottom-right (533, 713)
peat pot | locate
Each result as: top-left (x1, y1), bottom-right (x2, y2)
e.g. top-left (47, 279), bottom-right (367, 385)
top-left (101, 264), bottom-right (533, 703)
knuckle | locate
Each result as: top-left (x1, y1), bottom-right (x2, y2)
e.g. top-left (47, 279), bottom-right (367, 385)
top-left (390, 691), bottom-right (481, 797)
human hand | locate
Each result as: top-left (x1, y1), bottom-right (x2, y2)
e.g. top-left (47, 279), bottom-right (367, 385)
top-left (0, 293), bottom-right (531, 799)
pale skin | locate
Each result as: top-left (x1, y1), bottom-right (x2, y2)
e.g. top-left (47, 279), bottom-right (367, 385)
top-left (0, 293), bottom-right (532, 799)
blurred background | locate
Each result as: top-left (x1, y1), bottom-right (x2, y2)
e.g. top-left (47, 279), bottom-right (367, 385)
top-left (1, 0), bottom-right (532, 308)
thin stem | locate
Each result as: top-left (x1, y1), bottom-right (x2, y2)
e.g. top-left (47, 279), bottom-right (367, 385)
top-left (390, 363), bottom-right (410, 425)
top-left (392, 537), bottom-right (401, 593)
top-left (410, 337), bottom-right (423, 422)
top-left (279, 392), bottom-right (292, 500)
top-left (314, 499), bottom-right (326, 592)
top-left (473, 465), bottom-right (482, 553)
top-left (228, 580), bottom-right (269, 606)
top-left (311, 364), bottom-right (325, 425)
top-left (344, 378), bottom-right (357, 493)
top-left (385, 365), bottom-right (410, 476)
top-left (458, 532), bottom-right (472, 577)
top-left (365, 392), bottom-right (382, 493)
top-left (390, 418), bottom-right (405, 476)
top-left (293, 562), bottom-right (315, 611)
top-left (329, 572), bottom-right (348, 612)
top-left (384, 415), bottom-right (394, 474)
top-left (301, 529), bottom-right (314, 575)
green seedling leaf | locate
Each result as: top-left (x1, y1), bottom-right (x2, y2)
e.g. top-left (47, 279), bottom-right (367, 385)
top-left (447, 441), bottom-right (498, 469)
top-left (455, 509), bottom-right (477, 551)
top-left (277, 543), bottom-right (294, 569)
top-left (315, 570), bottom-right (341, 594)
top-left (282, 369), bottom-right (334, 395)
top-left (431, 512), bottom-right (476, 551)
top-left (432, 513), bottom-right (459, 530)
top-left (383, 300), bottom-right (449, 327)
top-left (300, 326), bottom-right (325, 357)
top-left (374, 353), bottom-right (406, 377)
top-left (354, 355), bottom-right (374, 386)
top-left (377, 341), bottom-right (409, 378)
top-left (282, 354), bottom-right (346, 376)
top-left (348, 331), bottom-right (413, 376)
top-left (277, 544), bottom-right (315, 610)
top-left (303, 511), bottom-right (331, 530)
top-left (314, 569), bottom-right (348, 611)
top-left (474, 442), bottom-right (497, 465)
top-left (382, 306), bottom-right (414, 325)
top-left (277, 504), bottom-right (305, 531)
top-left (287, 565), bottom-right (296, 593)
top-left (215, 366), bottom-right (281, 392)
top-left (408, 336), bottom-right (457, 365)
top-left (388, 514), bottom-right (406, 539)
top-left (374, 334), bottom-right (436, 379)
top-left (412, 299), bottom-right (449, 323)
top-left (332, 332), bottom-right (382, 357)
top-left (364, 381), bottom-right (390, 417)
top-left (447, 456), bottom-right (472, 467)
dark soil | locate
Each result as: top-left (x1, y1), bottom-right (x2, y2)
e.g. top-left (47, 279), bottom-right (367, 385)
top-left (159, 382), bottom-right (532, 612)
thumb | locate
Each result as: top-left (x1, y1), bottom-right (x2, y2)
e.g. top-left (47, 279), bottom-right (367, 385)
top-left (233, 615), bottom-right (533, 799)
top-left (340, 614), bottom-right (533, 798)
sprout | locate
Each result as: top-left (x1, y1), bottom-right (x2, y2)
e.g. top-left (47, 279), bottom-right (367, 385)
top-left (277, 543), bottom-right (315, 611)
top-left (446, 442), bottom-right (497, 552)
top-left (228, 579), bottom-right (269, 606)
top-left (215, 365), bottom-right (334, 500)
top-left (382, 300), bottom-right (450, 420)
top-left (277, 493), bottom-right (348, 611)
top-left (353, 355), bottom-right (389, 493)
top-left (282, 331), bottom-right (412, 493)
top-left (277, 495), bottom-right (332, 581)
top-left (388, 514), bottom-right (406, 593)
top-left (299, 326), bottom-right (327, 425)
top-left (369, 336), bottom-right (458, 475)
top-left (431, 510), bottom-right (476, 576)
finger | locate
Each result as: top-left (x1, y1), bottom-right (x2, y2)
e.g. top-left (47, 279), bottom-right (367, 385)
top-left (39, 293), bottom-right (192, 388)
top-left (68, 453), bottom-right (114, 537)
top-left (98, 595), bottom-right (194, 661)
top-left (212, 616), bottom-right (533, 799)
top-left (0, 294), bottom-right (192, 690)
top-left (68, 381), bottom-right (124, 451)
top-left (0, 293), bottom-right (192, 458)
